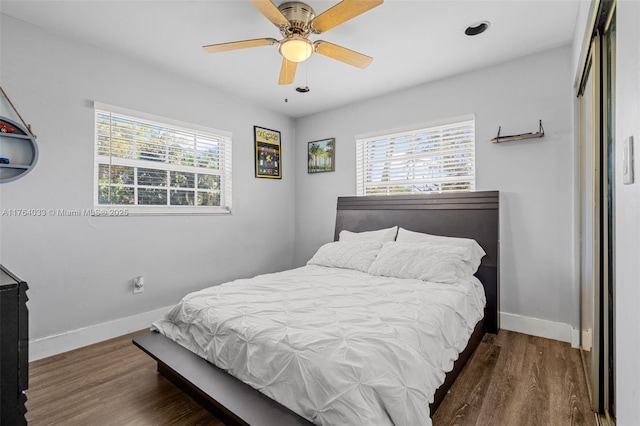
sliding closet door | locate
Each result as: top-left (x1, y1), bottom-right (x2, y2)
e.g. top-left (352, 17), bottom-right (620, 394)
top-left (578, 4), bottom-right (616, 417)
top-left (578, 37), bottom-right (601, 412)
top-left (602, 9), bottom-right (616, 418)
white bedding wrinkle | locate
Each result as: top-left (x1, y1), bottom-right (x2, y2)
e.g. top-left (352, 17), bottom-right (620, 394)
top-left (307, 240), bottom-right (383, 272)
top-left (153, 265), bottom-right (485, 426)
top-left (367, 242), bottom-right (469, 283)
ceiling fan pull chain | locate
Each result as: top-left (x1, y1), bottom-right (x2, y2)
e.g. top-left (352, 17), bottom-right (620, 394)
top-left (0, 85), bottom-right (36, 138)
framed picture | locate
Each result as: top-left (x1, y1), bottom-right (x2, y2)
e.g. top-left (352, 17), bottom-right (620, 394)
top-left (254, 126), bottom-right (281, 179)
top-left (308, 138), bottom-right (335, 173)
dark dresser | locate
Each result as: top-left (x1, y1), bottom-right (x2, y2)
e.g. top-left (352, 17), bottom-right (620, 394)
top-left (0, 265), bottom-right (28, 425)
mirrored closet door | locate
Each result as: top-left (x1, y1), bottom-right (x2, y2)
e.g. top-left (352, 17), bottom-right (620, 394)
top-left (577, 0), bottom-right (615, 421)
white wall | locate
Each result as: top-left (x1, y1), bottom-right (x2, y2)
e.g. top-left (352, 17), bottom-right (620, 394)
top-left (614, 1), bottom-right (640, 424)
top-left (0, 15), bottom-right (296, 356)
top-left (294, 46), bottom-right (577, 337)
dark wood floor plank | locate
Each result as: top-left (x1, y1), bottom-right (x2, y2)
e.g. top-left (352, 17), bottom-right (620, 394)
top-left (553, 342), bottom-right (596, 426)
top-left (28, 329), bottom-right (596, 426)
top-left (518, 339), bottom-right (552, 425)
top-left (470, 330), bottom-right (529, 426)
top-left (431, 341), bottom-right (500, 425)
top-left (27, 330), bottom-right (223, 426)
top-left (444, 330), bottom-right (597, 426)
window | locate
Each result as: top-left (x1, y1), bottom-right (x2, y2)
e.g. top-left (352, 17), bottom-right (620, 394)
top-left (356, 119), bottom-right (475, 196)
top-left (94, 103), bottom-right (232, 214)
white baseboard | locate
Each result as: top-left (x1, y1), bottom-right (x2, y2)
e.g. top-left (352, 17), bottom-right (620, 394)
top-left (29, 305), bottom-right (173, 361)
top-left (500, 312), bottom-right (581, 348)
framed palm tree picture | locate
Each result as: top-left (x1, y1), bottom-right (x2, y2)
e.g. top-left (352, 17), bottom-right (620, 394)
top-left (308, 138), bottom-right (335, 173)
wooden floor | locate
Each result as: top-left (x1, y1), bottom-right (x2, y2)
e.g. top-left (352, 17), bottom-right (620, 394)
top-left (27, 330), bottom-right (221, 426)
top-left (27, 329), bottom-right (596, 426)
top-left (431, 331), bottom-right (597, 426)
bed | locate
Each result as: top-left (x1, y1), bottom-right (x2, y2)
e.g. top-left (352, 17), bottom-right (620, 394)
top-left (133, 191), bottom-right (499, 425)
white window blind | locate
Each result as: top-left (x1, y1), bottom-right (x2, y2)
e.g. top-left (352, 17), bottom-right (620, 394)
top-left (94, 105), bottom-right (232, 214)
top-left (356, 119), bottom-right (475, 196)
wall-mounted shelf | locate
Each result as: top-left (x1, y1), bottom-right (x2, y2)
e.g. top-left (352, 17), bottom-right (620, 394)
top-left (0, 116), bottom-right (38, 183)
top-left (491, 120), bottom-right (545, 143)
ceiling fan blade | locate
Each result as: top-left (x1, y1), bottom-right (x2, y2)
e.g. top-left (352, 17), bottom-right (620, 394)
top-left (310, 0), bottom-right (383, 34)
top-left (249, 0), bottom-right (290, 27)
top-left (203, 38), bottom-right (278, 53)
top-left (314, 41), bottom-right (373, 69)
top-left (278, 58), bottom-right (297, 85)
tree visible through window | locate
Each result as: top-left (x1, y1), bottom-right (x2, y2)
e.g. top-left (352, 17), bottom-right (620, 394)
top-left (94, 105), bottom-right (232, 213)
top-left (356, 119), bottom-right (475, 196)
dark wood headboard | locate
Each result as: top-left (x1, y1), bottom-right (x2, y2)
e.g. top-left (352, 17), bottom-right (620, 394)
top-left (334, 191), bottom-right (500, 333)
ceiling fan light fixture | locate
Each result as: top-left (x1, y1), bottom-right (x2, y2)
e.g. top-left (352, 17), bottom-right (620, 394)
top-left (279, 35), bottom-right (313, 62)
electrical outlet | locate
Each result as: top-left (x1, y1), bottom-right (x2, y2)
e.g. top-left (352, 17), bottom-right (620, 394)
top-left (133, 276), bottom-right (144, 294)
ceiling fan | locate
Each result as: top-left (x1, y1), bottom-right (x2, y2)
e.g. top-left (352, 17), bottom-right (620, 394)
top-left (203, 0), bottom-right (383, 85)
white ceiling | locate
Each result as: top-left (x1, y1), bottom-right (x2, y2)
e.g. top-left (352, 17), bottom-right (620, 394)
top-left (1, 0), bottom-right (580, 118)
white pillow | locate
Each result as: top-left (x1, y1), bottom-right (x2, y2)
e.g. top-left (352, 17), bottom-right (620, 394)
top-left (395, 227), bottom-right (485, 275)
top-left (338, 226), bottom-right (398, 243)
top-left (307, 241), bottom-right (384, 273)
top-left (367, 242), bottom-right (468, 284)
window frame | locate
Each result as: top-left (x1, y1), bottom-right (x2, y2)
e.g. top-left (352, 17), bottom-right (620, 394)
top-left (355, 116), bottom-right (476, 196)
top-left (93, 102), bottom-right (232, 215)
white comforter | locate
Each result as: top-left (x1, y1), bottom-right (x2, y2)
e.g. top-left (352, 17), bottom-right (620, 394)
top-left (152, 265), bottom-right (485, 426)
